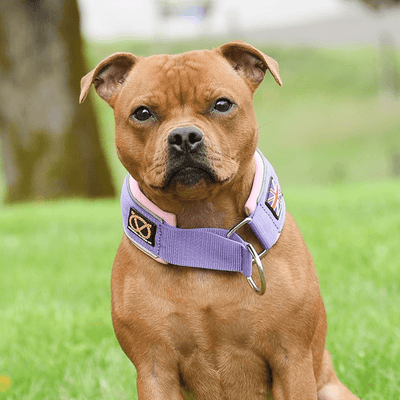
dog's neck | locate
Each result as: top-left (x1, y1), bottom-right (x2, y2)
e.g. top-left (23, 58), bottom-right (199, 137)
top-left (141, 158), bottom-right (256, 231)
top-left (175, 169), bottom-right (255, 229)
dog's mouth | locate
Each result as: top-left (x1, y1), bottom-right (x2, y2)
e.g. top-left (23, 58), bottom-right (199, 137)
top-left (164, 160), bottom-right (216, 189)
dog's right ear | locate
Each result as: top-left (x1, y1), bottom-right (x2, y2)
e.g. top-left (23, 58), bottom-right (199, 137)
top-left (79, 52), bottom-right (138, 105)
top-left (217, 41), bottom-right (282, 91)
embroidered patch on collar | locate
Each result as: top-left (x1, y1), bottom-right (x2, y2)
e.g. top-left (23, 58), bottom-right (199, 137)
top-left (266, 177), bottom-right (283, 220)
top-left (127, 207), bottom-right (157, 247)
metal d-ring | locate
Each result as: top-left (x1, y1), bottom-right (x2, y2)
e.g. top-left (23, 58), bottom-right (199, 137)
top-left (246, 243), bottom-right (266, 295)
top-left (227, 217), bottom-right (267, 295)
top-left (227, 217), bottom-right (253, 237)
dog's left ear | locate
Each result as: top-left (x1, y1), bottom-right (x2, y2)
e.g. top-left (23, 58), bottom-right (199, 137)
top-left (79, 52), bottom-right (138, 105)
top-left (217, 41), bottom-right (282, 91)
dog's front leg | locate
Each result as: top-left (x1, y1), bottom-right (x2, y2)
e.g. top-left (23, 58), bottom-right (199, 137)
top-left (136, 363), bottom-right (185, 400)
top-left (270, 350), bottom-right (318, 400)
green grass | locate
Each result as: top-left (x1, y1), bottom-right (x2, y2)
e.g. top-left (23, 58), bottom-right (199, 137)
top-left (0, 201), bottom-right (137, 399)
top-left (1, 180), bottom-right (400, 399)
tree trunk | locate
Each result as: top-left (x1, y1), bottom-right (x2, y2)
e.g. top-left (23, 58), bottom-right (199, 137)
top-left (0, 0), bottom-right (115, 203)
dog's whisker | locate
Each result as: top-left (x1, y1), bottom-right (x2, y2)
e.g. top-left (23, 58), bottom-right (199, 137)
top-left (143, 164), bottom-right (165, 178)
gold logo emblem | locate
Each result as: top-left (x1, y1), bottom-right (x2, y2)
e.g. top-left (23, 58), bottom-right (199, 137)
top-left (128, 209), bottom-right (152, 240)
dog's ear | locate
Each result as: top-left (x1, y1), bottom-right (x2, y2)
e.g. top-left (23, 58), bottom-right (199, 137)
top-left (217, 41), bottom-right (282, 91)
top-left (79, 52), bottom-right (138, 105)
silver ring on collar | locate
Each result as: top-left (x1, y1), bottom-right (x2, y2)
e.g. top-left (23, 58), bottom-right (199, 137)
top-left (227, 217), bottom-right (267, 295)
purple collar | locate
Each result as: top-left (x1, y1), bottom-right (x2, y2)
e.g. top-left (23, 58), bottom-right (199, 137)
top-left (120, 149), bottom-right (286, 295)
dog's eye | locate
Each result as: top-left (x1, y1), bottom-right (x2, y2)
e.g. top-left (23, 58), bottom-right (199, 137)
top-left (213, 98), bottom-right (234, 113)
top-left (131, 106), bottom-right (153, 122)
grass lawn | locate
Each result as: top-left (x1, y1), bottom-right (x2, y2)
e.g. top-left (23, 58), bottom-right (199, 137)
top-left (1, 179), bottom-right (400, 399)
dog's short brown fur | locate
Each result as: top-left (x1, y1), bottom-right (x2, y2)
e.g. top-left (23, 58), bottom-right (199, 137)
top-left (80, 41), bottom-right (360, 399)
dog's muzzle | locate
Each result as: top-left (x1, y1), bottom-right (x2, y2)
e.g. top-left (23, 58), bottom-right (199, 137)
top-left (165, 126), bottom-right (216, 187)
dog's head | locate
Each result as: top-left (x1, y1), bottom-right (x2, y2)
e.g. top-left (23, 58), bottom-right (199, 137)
top-left (80, 41), bottom-right (281, 202)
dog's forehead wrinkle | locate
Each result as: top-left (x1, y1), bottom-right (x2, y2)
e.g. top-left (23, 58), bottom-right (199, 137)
top-left (144, 54), bottom-right (217, 107)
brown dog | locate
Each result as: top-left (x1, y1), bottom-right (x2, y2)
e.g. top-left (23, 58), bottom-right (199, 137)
top-left (80, 41), bottom-right (360, 399)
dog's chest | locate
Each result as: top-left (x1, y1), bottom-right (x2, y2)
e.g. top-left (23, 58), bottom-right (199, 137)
top-left (131, 271), bottom-right (272, 397)
top-left (166, 300), bottom-right (272, 398)
top-left (115, 247), bottom-right (276, 398)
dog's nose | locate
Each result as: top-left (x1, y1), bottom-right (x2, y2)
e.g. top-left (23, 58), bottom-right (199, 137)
top-left (168, 126), bottom-right (204, 153)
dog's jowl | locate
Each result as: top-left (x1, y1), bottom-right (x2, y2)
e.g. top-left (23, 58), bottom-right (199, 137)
top-left (80, 41), bottom-right (360, 400)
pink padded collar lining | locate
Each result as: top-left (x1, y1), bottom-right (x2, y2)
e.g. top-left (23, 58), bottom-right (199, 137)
top-left (129, 177), bottom-right (177, 226)
top-left (244, 150), bottom-right (263, 216)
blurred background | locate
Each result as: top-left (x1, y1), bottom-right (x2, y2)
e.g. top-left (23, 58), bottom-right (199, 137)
top-left (0, 0), bottom-right (399, 202)
top-left (1, 1), bottom-right (400, 399)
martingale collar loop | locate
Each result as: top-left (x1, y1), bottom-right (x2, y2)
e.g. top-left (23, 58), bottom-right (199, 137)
top-left (120, 149), bottom-right (286, 295)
